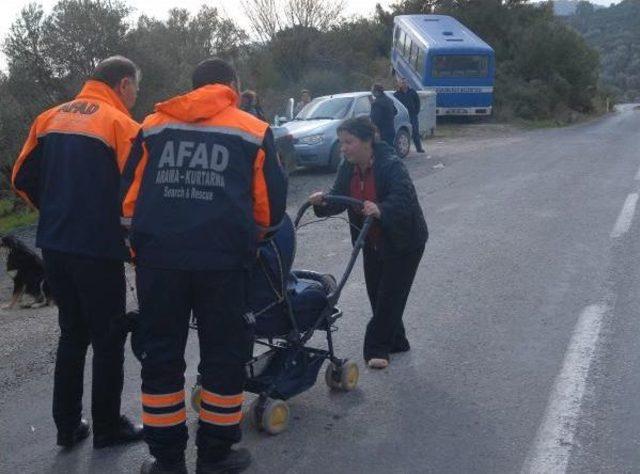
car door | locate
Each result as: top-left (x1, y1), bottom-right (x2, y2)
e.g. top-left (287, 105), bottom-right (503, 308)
top-left (352, 96), bottom-right (372, 118)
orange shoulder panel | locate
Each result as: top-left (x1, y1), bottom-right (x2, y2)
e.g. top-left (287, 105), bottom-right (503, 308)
top-left (39, 101), bottom-right (118, 150)
top-left (11, 107), bottom-right (59, 206)
top-left (122, 141), bottom-right (149, 219)
top-left (204, 107), bottom-right (269, 144)
top-left (252, 148), bottom-right (271, 231)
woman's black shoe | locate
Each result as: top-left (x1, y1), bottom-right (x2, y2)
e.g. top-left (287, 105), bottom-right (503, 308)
top-left (94, 415), bottom-right (143, 449)
top-left (57, 419), bottom-right (91, 448)
top-left (196, 448), bottom-right (252, 473)
top-left (140, 458), bottom-right (188, 474)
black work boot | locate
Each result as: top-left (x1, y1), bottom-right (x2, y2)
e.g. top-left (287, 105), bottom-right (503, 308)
top-left (57, 419), bottom-right (91, 448)
top-left (94, 415), bottom-right (143, 449)
top-left (140, 457), bottom-right (188, 474)
top-left (196, 448), bottom-right (252, 473)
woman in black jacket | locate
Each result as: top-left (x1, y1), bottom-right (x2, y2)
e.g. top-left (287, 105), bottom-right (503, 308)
top-left (309, 117), bottom-right (428, 369)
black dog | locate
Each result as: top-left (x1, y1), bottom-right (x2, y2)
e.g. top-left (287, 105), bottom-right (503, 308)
top-left (0, 235), bottom-right (53, 309)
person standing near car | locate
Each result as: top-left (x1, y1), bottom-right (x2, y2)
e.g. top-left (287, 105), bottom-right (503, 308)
top-left (121, 57), bottom-right (287, 474)
top-left (11, 56), bottom-right (143, 449)
top-left (240, 90), bottom-right (267, 122)
top-left (369, 83), bottom-right (397, 147)
top-left (294, 89), bottom-right (312, 116)
top-left (394, 76), bottom-right (425, 153)
top-left (309, 117), bottom-right (427, 370)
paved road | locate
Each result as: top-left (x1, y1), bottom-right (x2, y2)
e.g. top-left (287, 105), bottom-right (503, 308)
top-left (1, 107), bottom-right (640, 473)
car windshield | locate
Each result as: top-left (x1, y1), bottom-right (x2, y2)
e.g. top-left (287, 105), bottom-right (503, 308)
top-left (295, 97), bottom-right (354, 120)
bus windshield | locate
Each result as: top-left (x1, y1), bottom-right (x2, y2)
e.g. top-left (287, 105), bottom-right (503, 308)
top-left (432, 55), bottom-right (488, 78)
top-left (295, 97), bottom-right (354, 120)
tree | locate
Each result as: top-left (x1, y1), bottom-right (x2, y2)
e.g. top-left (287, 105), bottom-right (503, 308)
top-left (3, 3), bottom-right (60, 106)
top-left (125, 6), bottom-right (247, 118)
top-left (42, 0), bottom-right (130, 85)
top-left (241, 0), bottom-right (345, 42)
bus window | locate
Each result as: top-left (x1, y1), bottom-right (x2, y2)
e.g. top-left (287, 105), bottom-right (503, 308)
top-left (402, 34), bottom-right (409, 58)
top-left (399, 30), bottom-right (406, 55)
top-left (416, 49), bottom-right (425, 77)
top-left (432, 55), bottom-right (489, 78)
top-left (394, 27), bottom-right (401, 49)
top-left (409, 42), bottom-right (418, 69)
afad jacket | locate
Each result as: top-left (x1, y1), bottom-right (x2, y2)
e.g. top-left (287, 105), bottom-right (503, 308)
top-left (120, 84), bottom-right (287, 271)
top-left (12, 80), bottom-right (139, 260)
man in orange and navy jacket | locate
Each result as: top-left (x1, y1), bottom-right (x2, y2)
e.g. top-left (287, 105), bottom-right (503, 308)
top-left (121, 58), bottom-right (287, 474)
top-left (11, 56), bottom-right (144, 449)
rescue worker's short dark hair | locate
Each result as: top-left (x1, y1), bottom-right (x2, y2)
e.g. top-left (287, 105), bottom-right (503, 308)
top-left (192, 58), bottom-right (237, 89)
top-left (372, 83), bottom-right (385, 97)
top-left (337, 117), bottom-right (378, 144)
top-left (91, 56), bottom-right (140, 88)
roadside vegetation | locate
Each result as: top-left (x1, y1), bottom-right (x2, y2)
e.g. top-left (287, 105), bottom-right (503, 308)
top-left (0, 0), bottom-right (627, 230)
top-left (0, 196), bottom-right (37, 233)
top-left (565, 0), bottom-right (640, 103)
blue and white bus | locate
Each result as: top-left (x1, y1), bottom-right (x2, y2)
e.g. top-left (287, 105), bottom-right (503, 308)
top-left (391, 14), bottom-right (495, 116)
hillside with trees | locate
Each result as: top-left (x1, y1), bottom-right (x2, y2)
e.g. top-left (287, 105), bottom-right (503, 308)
top-left (566, 0), bottom-right (640, 102)
top-left (0, 0), bottom-right (609, 195)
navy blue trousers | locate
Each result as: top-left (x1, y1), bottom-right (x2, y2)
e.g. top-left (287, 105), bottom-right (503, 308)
top-left (135, 267), bottom-right (253, 463)
top-left (43, 249), bottom-right (126, 435)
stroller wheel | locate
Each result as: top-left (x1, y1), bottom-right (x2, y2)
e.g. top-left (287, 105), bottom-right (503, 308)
top-left (249, 398), bottom-right (290, 435)
top-left (340, 360), bottom-right (359, 391)
top-left (325, 362), bottom-right (342, 390)
top-left (190, 383), bottom-right (202, 413)
top-left (325, 360), bottom-right (359, 391)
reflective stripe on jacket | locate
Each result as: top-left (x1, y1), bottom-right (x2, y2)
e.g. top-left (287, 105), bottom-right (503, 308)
top-left (120, 84), bottom-right (287, 271)
top-left (11, 80), bottom-right (140, 260)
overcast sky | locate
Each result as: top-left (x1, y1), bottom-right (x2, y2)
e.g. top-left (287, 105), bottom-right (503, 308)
top-left (0, 0), bottom-right (621, 70)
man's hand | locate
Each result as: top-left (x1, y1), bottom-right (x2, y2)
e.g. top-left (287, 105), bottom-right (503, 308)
top-left (309, 191), bottom-right (325, 206)
top-left (363, 201), bottom-right (381, 219)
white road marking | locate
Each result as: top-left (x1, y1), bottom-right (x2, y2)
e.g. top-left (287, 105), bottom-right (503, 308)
top-left (635, 165), bottom-right (640, 181)
top-left (610, 193), bottom-right (639, 239)
top-left (521, 303), bottom-right (609, 474)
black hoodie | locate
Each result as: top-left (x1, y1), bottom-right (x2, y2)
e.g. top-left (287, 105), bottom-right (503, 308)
top-left (370, 94), bottom-right (397, 144)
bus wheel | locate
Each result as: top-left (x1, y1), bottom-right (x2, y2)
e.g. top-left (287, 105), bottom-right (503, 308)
top-left (395, 129), bottom-right (411, 159)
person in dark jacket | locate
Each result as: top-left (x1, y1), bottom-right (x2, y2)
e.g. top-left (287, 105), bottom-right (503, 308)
top-left (121, 58), bottom-right (287, 474)
top-left (12, 56), bottom-right (143, 450)
top-left (394, 76), bottom-right (425, 153)
top-left (369, 83), bottom-right (397, 147)
top-left (240, 89), bottom-right (267, 122)
top-left (309, 117), bottom-right (427, 369)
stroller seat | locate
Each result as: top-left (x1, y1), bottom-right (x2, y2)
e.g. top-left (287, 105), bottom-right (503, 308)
top-left (249, 215), bottom-right (337, 338)
top-left (288, 270), bottom-right (337, 331)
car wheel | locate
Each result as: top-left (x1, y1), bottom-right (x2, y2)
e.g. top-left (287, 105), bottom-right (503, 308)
top-left (394, 129), bottom-right (411, 159)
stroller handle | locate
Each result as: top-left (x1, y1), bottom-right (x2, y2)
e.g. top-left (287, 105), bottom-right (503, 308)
top-left (294, 194), bottom-right (374, 306)
top-left (328, 215), bottom-right (373, 305)
top-left (294, 195), bottom-right (364, 228)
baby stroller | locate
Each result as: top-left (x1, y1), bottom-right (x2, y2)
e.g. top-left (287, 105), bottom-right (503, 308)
top-left (190, 196), bottom-right (373, 435)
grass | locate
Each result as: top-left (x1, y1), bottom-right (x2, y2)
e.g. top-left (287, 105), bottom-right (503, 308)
top-left (0, 198), bottom-right (38, 233)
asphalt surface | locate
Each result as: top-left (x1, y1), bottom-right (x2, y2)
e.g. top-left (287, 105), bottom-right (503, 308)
top-left (1, 107), bottom-right (640, 473)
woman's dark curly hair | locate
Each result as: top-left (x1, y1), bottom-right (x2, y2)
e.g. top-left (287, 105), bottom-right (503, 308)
top-left (336, 116), bottom-right (378, 144)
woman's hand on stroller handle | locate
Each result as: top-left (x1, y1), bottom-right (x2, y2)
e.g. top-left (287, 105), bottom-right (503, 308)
top-left (309, 191), bottom-right (326, 206)
top-left (362, 201), bottom-right (381, 219)
top-left (308, 193), bottom-right (365, 210)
